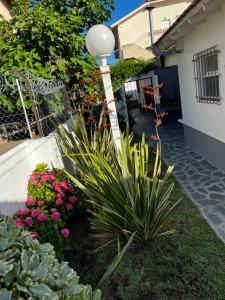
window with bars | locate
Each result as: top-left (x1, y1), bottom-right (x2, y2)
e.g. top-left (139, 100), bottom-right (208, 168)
top-left (193, 46), bottom-right (220, 104)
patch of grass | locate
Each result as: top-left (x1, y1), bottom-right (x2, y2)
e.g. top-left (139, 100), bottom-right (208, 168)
top-left (65, 150), bottom-right (225, 299)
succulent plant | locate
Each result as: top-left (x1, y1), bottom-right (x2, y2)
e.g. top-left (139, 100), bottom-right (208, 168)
top-left (0, 214), bottom-right (101, 300)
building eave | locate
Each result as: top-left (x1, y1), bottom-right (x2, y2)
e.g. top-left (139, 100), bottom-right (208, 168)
top-left (111, 0), bottom-right (171, 30)
top-left (153, 0), bottom-right (225, 54)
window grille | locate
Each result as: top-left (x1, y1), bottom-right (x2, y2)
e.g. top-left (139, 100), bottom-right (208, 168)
top-left (193, 46), bottom-right (220, 104)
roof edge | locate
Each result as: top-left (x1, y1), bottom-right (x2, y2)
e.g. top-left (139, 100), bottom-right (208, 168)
top-left (111, 0), bottom-right (168, 29)
top-left (153, 0), bottom-right (201, 47)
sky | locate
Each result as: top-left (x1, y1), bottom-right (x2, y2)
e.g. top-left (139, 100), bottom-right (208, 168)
top-left (106, 0), bottom-right (144, 64)
top-left (109, 0), bottom-right (144, 25)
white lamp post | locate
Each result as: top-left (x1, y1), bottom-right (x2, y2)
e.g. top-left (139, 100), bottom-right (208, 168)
top-left (86, 24), bottom-right (121, 152)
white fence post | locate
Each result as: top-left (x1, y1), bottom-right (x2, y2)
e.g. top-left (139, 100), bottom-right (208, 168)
top-left (16, 78), bottom-right (33, 140)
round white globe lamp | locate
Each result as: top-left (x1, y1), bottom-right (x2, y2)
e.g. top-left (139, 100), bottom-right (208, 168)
top-left (86, 24), bottom-right (115, 66)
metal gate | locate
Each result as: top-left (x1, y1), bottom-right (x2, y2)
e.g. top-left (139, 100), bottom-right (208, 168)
top-left (123, 75), bottom-right (158, 107)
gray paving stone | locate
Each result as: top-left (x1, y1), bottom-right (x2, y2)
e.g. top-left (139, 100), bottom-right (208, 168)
top-left (210, 193), bottom-right (225, 201)
top-left (208, 185), bottom-right (224, 193)
top-left (205, 179), bottom-right (221, 186)
top-left (197, 188), bottom-right (208, 194)
top-left (195, 155), bottom-right (203, 160)
top-left (190, 192), bottom-right (206, 200)
top-left (204, 212), bottom-right (223, 225)
top-left (190, 174), bottom-right (201, 180)
top-left (184, 185), bottom-right (195, 193)
top-left (193, 181), bottom-right (202, 188)
top-left (190, 161), bottom-right (200, 168)
top-left (201, 160), bottom-right (216, 169)
top-left (201, 175), bottom-right (212, 182)
top-left (177, 175), bottom-right (187, 181)
top-left (197, 200), bottom-right (218, 207)
top-left (214, 206), bottom-right (225, 217)
top-left (214, 171), bottom-right (225, 177)
top-left (215, 228), bottom-right (225, 241)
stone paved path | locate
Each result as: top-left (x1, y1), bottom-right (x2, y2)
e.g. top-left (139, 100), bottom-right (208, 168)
top-left (130, 108), bottom-right (225, 242)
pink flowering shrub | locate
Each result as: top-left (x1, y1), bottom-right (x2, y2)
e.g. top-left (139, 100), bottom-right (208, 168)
top-left (14, 163), bottom-right (79, 258)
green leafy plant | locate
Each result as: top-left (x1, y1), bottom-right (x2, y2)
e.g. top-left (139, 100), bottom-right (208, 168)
top-left (46, 92), bottom-right (66, 116)
top-left (0, 214), bottom-right (101, 300)
top-left (14, 163), bottom-right (80, 258)
top-left (58, 116), bottom-right (179, 243)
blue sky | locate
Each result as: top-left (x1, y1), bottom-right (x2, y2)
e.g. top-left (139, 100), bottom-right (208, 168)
top-left (109, 0), bottom-right (144, 25)
top-left (106, 0), bottom-right (144, 64)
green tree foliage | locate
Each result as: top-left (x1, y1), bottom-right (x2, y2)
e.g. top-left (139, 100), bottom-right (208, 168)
top-left (0, 0), bottom-right (114, 82)
top-left (111, 58), bottom-right (160, 92)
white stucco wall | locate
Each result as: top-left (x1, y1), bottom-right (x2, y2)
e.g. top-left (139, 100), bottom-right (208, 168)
top-left (0, 135), bottom-right (63, 215)
top-left (165, 54), bottom-right (178, 67)
top-left (175, 4), bottom-right (225, 143)
top-left (117, 9), bottom-right (152, 60)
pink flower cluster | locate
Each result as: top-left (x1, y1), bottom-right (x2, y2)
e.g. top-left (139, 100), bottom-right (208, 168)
top-left (16, 208), bottom-right (29, 216)
top-left (53, 180), bottom-right (73, 193)
top-left (51, 211), bottom-right (60, 221)
top-left (14, 219), bottom-right (24, 229)
top-left (29, 172), bottom-right (55, 184)
top-left (32, 208), bottom-right (41, 218)
top-left (37, 213), bottom-right (46, 222)
top-left (61, 228), bottom-right (70, 238)
top-left (26, 196), bottom-right (35, 207)
top-left (31, 231), bottom-right (39, 240)
top-left (41, 173), bottom-right (55, 182)
top-left (14, 165), bottom-right (78, 243)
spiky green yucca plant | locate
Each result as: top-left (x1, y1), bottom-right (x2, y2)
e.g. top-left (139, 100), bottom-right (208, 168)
top-left (58, 116), bottom-right (179, 243)
top-left (57, 112), bottom-right (116, 172)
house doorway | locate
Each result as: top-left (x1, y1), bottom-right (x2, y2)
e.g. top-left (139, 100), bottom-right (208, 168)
top-left (155, 65), bottom-right (182, 125)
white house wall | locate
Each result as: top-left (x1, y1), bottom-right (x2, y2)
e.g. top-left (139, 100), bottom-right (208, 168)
top-left (165, 53), bottom-right (177, 67)
top-left (0, 135), bottom-right (64, 215)
top-left (0, 0), bottom-right (11, 20)
top-left (176, 4), bottom-right (225, 144)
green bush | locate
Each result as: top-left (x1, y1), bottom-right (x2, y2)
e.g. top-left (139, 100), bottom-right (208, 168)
top-left (58, 117), bottom-right (179, 243)
top-left (0, 214), bottom-right (101, 300)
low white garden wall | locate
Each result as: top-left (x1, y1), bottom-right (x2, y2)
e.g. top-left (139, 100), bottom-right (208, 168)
top-left (0, 135), bottom-right (64, 215)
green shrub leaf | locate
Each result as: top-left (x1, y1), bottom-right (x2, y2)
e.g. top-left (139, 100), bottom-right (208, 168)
top-left (0, 289), bottom-right (12, 300)
top-left (0, 262), bottom-right (13, 276)
top-left (30, 284), bottom-right (58, 299)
